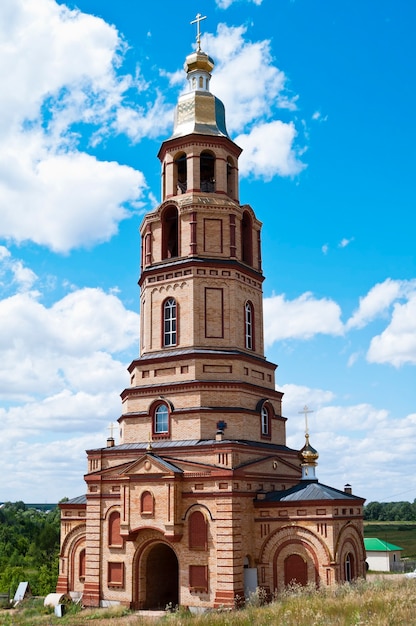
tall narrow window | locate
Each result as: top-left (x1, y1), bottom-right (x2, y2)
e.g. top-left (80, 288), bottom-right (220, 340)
top-left (344, 553), bottom-right (355, 582)
top-left (200, 151), bottom-right (215, 192)
top-left (189, 510), bottom-right (208, 550)
top-left (261, 406), bottom-right (271, 437)
top-left (162, 206), bottom-right (179, 259)
top-left (163, 298), bottom-right (177, 346)
top-left (245, 301), bottom-right (254, 350)
top-left (108, 511), bottom-right (123, 547)
top-left (79, 549), bottom-right (86, 580)
top-left (154, 404), bottom-right (169, 434)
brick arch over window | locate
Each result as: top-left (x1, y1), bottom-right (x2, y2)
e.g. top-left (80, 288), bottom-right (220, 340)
top-left (108, 510), bottom-right (123, 547)
top-left (141, 490), bottom-right (154, 516)
top-left (161, 205), bottom-right (179, 259)
top-left (188, 510), bottom-right (208, 550)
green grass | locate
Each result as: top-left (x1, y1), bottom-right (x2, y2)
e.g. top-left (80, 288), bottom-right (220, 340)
top-left (364, 521), bottom-right (416, 558)
top-left (3, 578), bottom-right (416, 626)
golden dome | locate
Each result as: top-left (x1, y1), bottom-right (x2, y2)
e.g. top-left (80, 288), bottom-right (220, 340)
top-left (299, 433), bottom-right (319, 466)
top-left (184, 50), bottom-right (214, 74)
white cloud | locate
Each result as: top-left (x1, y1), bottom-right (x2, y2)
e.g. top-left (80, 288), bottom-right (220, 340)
top-left (367, 293), bottom-right (416, 366)
top-left (0, 246), bottom-right (38, 292)
top-left (346, 278), bottom-right (416, 330)
top-left (216, 0), bottom-right (263, 8)
top-left (322, 244), bottom-right (329, 255)
top-left (236, 121), bottom-right (306, 179)
top-left (0, 0), bottom-right (161, 252)
top-left (0, 285), bottom-right (139, 401)
top-left (338, 237), bottom-right (354, 248)
top-left (312, 110), bottom-right (328, 123)
top-left (264, 291), bottom-right (344, 346)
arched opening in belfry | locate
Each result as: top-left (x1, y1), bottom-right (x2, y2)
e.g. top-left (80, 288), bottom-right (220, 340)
top-left (144, 543), bottom-right (179, 609)
top-left (175, 152), bottom-right (187, 194)
top-left (227, 156), bottom-right (235, 198)
top-left (241, 210), bottom-right (253, 265)
top-left (162, 205), bottom-right (179, 259)
top-left (284, 554), bottom-right (308, 587)
top-left (200, 151), bottom-right (215, 192)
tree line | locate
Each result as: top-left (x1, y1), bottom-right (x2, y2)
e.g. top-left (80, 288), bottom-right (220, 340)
top-left (0, 500), bottom-right (62, 597)
top-left (364, 500), bottom-right (416, 521)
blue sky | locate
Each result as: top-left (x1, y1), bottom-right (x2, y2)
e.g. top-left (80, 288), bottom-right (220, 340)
top-left (0, 0), bottom-right (415, 503)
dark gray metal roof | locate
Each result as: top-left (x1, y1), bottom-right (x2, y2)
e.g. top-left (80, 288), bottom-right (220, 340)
top-left (91, 439), bottom-right (296, 453)
top-left (263, 480), bottom-right (363, 502)
top-left (64, 495), bottom-right (87, 505)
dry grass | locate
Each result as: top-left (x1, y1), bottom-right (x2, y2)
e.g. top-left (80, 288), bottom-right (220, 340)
top-left (2, 576), bottom-right (416, 626)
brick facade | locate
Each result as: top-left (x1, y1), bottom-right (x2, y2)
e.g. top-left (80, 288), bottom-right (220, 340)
top-left (58, 43), bottom-right (366, 611)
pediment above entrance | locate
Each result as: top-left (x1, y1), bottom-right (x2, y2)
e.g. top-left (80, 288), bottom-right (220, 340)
top-left (122, 453), bottom-right (183, 477)
top-left (235, 455), bottom-right (301, 478)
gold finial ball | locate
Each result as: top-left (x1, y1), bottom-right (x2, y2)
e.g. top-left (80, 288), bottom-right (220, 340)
top-left (299, 434), bottom-right (319, 464)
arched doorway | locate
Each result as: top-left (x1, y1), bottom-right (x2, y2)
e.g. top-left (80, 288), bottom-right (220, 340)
top-left (144, 543), bottom-right (179, 609)
top-left (284, 554), bottom-right (308, 587)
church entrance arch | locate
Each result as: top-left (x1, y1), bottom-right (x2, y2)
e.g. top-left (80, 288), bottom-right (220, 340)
top-left (137, 542), bottom-right (179, 609)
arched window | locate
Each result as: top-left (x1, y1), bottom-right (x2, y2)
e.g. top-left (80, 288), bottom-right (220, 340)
top-left (162, 205), bottom-right (179, 259)
top-left (261, 405), bottom-right (271, 438)
top-left (200, 151), bottom-right (215, 192)
top-left (108, 511), bottom-right (123, 547)
top-left (175, 153), bottom-right (187, 194)
top-left (245, 301), bottom-right (254, 350)
top-left (141, 491), bottom-right (154, 516)
top-left (241, 211), bottom-right (253, 265)
top-left (79, 548), bottom-right (86, 580)
top-left (154, 403), bottom-right (169, 435)
top-left (189, 510), bottom-right (208, 550)
top-left (344, 553), bottom-right (355, 582)
top-left (163, 298), bottom-right (177, 347)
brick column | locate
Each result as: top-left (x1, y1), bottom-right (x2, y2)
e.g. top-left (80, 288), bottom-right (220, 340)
top-left (214, 496), bottom-right (244, 608)
top-left (83, 495), bottom-right (102, 607)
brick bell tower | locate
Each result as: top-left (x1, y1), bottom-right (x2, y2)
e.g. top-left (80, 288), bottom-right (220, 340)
top-left (57, 25), bottom-right (307, 611)
top-left (117, 41), bottom-right (303, 606)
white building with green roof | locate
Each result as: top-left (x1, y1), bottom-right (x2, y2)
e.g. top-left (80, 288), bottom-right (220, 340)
top-left (364, 538), bottom-right (403, 572)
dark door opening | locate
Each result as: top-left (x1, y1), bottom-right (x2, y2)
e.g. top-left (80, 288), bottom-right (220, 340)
top-left (144, 543), bottom-right (179, 609)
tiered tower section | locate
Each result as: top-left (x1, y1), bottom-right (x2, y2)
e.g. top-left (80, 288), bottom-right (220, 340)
top-left (120, 49), bottom-right (287, 447)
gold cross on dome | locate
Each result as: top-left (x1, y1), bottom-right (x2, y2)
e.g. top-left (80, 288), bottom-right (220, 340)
top-left (298, 405), bottom-right (314, 435)
top-left (191, 13), bottom-right (207, 51)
